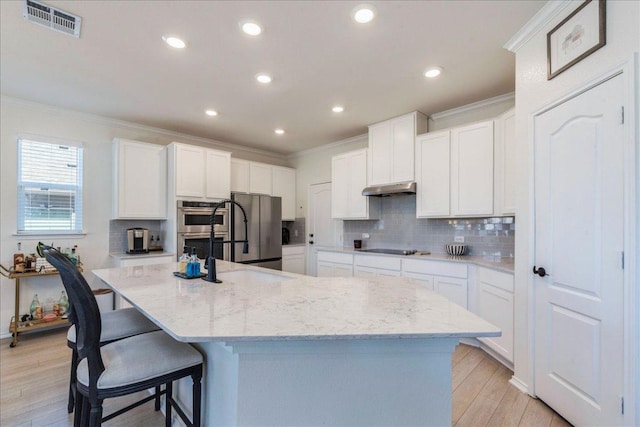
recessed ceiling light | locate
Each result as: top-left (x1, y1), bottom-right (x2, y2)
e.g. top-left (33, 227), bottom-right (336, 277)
top-left (274, 128), bottom-right (285, 135)
top-left (256, 73), bottom-right (272, 84)
top-left (424, 66), bottom-right (443, 78)
top-left (162, 35), bottom-right (186, 49)
top-left (205, 109), bottom-right (218, 117)
top-left (352, 5), bottom-right (376, 24)
top-left (332, 106), bottom-right (345, 113)
top-left (241, 20), bottom-right (262, 36)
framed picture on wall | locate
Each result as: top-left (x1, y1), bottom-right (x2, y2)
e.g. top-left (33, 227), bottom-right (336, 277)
top-left (547, 0), bottom-right (606, 80)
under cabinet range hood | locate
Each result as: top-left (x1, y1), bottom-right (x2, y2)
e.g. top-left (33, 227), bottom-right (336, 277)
top-left (362, 181), bottom-right (416, 197)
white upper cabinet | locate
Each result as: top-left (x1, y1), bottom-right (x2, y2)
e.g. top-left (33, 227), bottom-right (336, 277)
top-left (367, 111), bottom-right (428, 186)
top-left (494, 108), bottom-right (516, 216)
top-left (112, 139), bottom-right (167, 219)
top-left (272, 166), bottom-right (297, 221)
top-left (416, 120), bottom-right (495, 218)
top-left (230, 159), bottom-right (250, 193)
top-left (450, 120), bottom-right (494, 216)
top-left (249, 162), bottom-right (272, 195)
top-left (416, 130), bottom-right (451, 217)
top-left (332, 149), bottom-right (379, 220)
top-left (205, 149), bottom-right (231, 200)
top-left (168, 142), bottom-right (231, 201)
top-left (230, 159), bottom-right (278, 196)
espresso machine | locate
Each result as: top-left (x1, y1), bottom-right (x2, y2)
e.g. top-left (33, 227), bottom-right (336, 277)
top-left (127, 228), bottom-right (149, 254)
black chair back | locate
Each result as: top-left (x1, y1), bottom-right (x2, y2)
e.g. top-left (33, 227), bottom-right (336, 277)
top-left (44, 247), bottom-right (105, 391)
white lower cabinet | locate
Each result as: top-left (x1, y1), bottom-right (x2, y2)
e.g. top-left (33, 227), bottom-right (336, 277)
top-left (353, 255), bottom-right (401, 278)
top-left (316, 251), bottom-right (353, 277)
top-left (401, 258), bottom-right (468, 308)
top-left (476, 267), bottom-right (514, 363)
top-left (282, 245), bottom-right (306, 275)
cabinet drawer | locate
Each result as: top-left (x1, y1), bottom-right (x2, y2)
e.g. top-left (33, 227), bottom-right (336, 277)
top-left (317, 251), bottom-right (353, 265)
top-left (477, 267), bottom-right (513, 292)
top-left (354, 255), bottom-right (401, 271)
top-left (402, 259), bottom-right (467, 278)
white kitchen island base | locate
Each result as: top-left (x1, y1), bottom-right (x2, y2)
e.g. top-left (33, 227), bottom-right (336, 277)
top-left (182, 338), bottom-right (458, 426)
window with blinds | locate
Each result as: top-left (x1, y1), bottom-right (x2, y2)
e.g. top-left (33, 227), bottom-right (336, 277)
top-left (17, 138), bottom-right (84, 233)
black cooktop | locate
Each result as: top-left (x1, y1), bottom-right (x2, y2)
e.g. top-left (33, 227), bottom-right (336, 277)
top-left (357, 248), bottom-right (417, 255)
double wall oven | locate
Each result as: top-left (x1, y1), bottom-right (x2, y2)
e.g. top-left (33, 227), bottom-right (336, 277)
top-left (177, 201), bottom-right (229, 261)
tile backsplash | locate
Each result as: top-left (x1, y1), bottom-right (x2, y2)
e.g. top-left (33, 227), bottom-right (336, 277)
top-left (109, 220), bottom-right (166, 253)
top-left (343, 196), bottom-right (514, 257)
top-left (283, 218), bottom-right (306, 244)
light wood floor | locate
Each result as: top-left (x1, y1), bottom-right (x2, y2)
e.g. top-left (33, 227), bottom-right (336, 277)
top-left (1, 329), bottom-right (571, 426)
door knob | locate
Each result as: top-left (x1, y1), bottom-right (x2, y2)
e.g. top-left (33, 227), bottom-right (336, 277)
top-left (532, 266), bottom-right (548, 277)
top-left (309, 233), bottom-right (314, 238)
top-left (309, 241), bottom-right (314, 245)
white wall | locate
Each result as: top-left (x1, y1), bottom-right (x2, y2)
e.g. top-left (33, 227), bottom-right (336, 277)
top-left (507, 0), bottom-right (639, 416)
top-left (0, 96), bottom-right (287, 339)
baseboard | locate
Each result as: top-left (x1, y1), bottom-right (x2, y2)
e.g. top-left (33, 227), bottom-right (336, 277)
top-left (508, 376), bottom-right (529, 394)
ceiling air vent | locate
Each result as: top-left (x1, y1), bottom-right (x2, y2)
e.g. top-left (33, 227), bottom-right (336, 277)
top-left (23, 0), bottom-right (81, 38)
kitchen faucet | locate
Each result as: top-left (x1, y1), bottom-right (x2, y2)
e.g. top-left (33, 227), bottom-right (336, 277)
top-left (203, 199), bottom-right (249, 283)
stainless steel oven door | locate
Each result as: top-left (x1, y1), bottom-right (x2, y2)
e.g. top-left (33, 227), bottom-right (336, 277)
top-left (177, 207), bottom-right (229, 234)
top-left (177, 232), bottom-right (230, 262)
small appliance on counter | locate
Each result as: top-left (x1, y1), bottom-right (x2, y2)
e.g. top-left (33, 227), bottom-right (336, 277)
top-left (282, 227), bottom-right (290, 245)
top-left (127, 228), bottom-right (149, 254)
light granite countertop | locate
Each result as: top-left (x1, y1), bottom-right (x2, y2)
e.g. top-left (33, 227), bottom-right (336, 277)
top-left (316, 246), bottom-right (515, 273)
top-left (109, 251), bottom-right (175, 260)
top-left (92, 260), bottom-right (500, 343)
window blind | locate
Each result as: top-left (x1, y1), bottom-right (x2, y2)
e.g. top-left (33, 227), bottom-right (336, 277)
top-left (17, 138), bottom-right (83, 233)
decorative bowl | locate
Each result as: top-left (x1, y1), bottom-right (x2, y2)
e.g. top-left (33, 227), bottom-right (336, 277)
top-left (445, 243), bottom-right (467, 256)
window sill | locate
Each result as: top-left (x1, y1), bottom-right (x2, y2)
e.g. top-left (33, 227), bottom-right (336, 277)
top-left (13, 232), bottom-right (87, 239)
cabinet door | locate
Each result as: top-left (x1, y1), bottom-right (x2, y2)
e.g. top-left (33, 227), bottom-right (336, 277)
top-left (401, 271), bottom-right (434, 290)
top-left (231, 159), bottom-right (250, 193)
top-left (391, 114), bottom-right (415, 183)
top-left (377, 269), bottom-right (401, 278)
top-left (367, 122), bottom-right (392, 185)
top-left (175, 145), bottom-right (206, 198)
top-left (354, 266), bottom-right (377, 278)
top-left (494, 109), bottom-right (516, 215)
top-left (451, 121), bottom-right (494, 216)
top-left (415, 131), bottom-right (450, 217)
top-left (272, 167), bottom-right (296, 221)
top-left (333, 263), bottom-right (353, 277)
top-left (249, 163), bottom-right (272, 195)
top-left (477, 282), bottom-right (514, 362)
top-left (317, 261), bottom-right (334, 277)
top-left (434, 276), bottom-right (467, 308)
top-left (282, 253), bottom-right (305, 275)
top-left (113, 139), bottom-right (167, 219)
top-left (348, 149), bottom-right (368, 218)
top-left (205, 149), bottom-right (231, 200)
top-left (331, 155), bottom-right (350, 218)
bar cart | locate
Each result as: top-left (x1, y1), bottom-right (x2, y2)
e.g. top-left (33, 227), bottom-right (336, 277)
top-left (1, 263), bottom-right (80, 347)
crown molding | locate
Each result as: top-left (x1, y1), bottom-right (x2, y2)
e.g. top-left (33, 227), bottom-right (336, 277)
top-left (0, 95), bottom-right (287, 161)
top-left (503, 0), bottom-right (575, 53)
top-left (429, 92), bottom-right (514, 121)
top-left (287, 132), bottom-right (368, 160)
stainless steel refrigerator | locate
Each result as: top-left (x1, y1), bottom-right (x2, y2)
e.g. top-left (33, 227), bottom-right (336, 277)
top-left (231, 193), bottom-right (282, 270)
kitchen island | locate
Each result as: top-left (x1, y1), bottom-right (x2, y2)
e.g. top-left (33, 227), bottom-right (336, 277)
top-left (93, 260), bottom-right (499, 426)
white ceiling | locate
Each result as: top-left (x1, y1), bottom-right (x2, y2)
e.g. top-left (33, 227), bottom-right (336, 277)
top-left (0, 1), bottom-right (544, 155)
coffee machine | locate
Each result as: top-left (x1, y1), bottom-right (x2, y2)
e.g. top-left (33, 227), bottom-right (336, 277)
top-left (127, 228), bottom-right (149, 254)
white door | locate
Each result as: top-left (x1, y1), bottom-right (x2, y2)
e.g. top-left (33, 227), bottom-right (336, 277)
top-left (307, 183), bottom-right (340, 276)
top-left (534, 74), bottom-right (625, 426)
